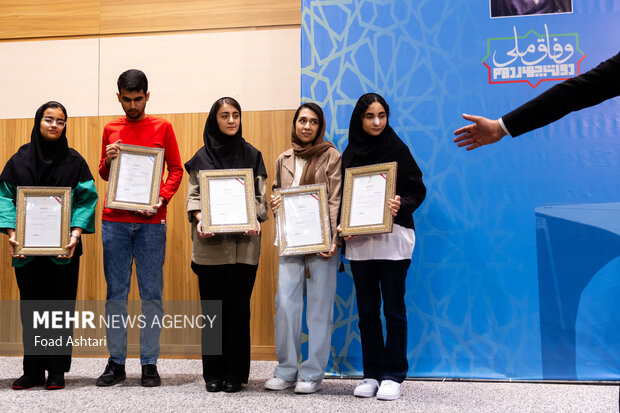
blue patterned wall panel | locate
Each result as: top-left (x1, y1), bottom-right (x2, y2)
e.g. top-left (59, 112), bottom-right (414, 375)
top-left (301, 0), bottom-right (620, 380)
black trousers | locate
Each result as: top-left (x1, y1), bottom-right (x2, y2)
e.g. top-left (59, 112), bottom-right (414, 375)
top-left (350, 259), bottom-right (410, 383)
top-left (192, 262), bottom-right (257, 384)
top-left (15, 255), bottom-right (80, 376)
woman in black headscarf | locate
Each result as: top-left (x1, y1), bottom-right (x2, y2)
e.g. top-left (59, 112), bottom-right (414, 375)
top-left (340, 93), bottom-right (425, 401)
top-left (185, 97), bottom-right (268, 393)
top-left (0, 101), bottom-right (98, 390)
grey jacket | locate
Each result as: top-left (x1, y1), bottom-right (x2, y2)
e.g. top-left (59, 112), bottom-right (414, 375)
top-left (186, 168), bottom-right (268, 265)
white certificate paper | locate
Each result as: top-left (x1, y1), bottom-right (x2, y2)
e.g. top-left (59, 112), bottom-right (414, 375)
top-left (283, 193), bottom-right (323, 247)
top-left (24, 196), bottom-right (62, 247)
top-left (349, 173), bottom-right (387, 227)
top-left (208, 177), bottom-right (248, 225)
top-left (115, 153), bottom-right (155, 204)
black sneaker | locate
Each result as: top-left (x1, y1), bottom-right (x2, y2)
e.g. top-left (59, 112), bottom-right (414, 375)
top-left (12, 374), bottom-right (45, 390)
top-left (141, 364), bottom-right (161, 387)
top-left (95, 361), bottom-right (126, 387)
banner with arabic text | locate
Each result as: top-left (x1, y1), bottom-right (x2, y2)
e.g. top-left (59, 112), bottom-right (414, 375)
top-left (301, 0), bottom-right (620, 380)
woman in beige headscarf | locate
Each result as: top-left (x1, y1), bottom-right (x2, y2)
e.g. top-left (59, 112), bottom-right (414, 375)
top-left (264, 102), bottom-right (342, 394)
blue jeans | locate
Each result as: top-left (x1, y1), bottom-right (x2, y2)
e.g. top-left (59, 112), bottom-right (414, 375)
top-left (102, 220), bottom-right (166, 365)
top-left (273, 255), bottom-right (338, 382)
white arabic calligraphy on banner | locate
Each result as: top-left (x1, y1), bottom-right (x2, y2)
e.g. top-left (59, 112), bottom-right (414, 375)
top-left (483, 24), bottom-right (585, 87)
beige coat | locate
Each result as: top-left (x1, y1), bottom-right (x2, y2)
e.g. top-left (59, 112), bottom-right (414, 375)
top-left (272, 147), bottom-right (342, 246)
top-left (186, 168), bottom-right (268, 265)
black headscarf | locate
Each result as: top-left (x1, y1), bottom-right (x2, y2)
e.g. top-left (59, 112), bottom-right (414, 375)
top-left (184, 97), bottom-right (267, 178)
top-left (0, 101), bottom-right (93, 187)
top-left (342, 93), bottom-right (426, 229)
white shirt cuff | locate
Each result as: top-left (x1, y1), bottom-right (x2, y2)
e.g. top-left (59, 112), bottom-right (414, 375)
top-left (498, 117), bottom-right (511, 136)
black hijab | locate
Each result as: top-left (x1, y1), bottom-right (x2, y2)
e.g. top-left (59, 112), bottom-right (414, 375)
top-left (184, 97), bottom-right (267, 178)
top-left (342, 93), bottom-right (426, 229)
top-left (0, 101), bottom-right (93, 187)
top-left (342, 94), bottom-right (416, 169)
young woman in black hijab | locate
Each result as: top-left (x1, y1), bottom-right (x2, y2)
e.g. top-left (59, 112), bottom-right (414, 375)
top-left (340, 93), bottom-right (425, 401)
top-left (185, 97), bottom-right (268, 393)
top-left (0, 101), bottom-right (98, 390)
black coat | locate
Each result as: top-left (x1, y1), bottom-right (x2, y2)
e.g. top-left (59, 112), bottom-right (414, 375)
top-left (503, 51), bottom-right (620, 137)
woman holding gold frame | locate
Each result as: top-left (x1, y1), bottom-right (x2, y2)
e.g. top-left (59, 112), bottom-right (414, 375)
top-left (340, 93), bottom-right (425, 401)
top-left (264, 102), bottom-right (342, 394)
top-left (0, 101), bottom-right (98, 390)
top-left (185, 97), bottom-right (268, 393)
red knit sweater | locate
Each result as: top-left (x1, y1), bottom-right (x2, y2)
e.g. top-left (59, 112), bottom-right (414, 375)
top-left (98, 115), bottom-right (183, 223)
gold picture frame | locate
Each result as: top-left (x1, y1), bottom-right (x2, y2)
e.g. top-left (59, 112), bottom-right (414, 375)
top-left (199, 169), bottom-right (257, 233)
top-left (275, 183), bottom-right (331, 256)
top-left (340, 161), bottom-right (397, 236)
top-left (105, 144), bottom-right (165, 213)
top-left (15, 186), bottom-right (71, 256)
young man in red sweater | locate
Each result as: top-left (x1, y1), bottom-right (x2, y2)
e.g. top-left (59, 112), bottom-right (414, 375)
top-left (95, 69), bottom-right (183, 388)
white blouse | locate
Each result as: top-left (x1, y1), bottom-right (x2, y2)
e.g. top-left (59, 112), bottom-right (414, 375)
top-left (275, 156), bottom-right (307, 246)
top-left (291, 156), bottom-right (306, 187)
top-left (344, 223), bottom-right (415, 261)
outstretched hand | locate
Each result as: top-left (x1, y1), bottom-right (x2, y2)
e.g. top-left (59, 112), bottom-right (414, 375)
top-left (453, 114), bottom-right (507, 150)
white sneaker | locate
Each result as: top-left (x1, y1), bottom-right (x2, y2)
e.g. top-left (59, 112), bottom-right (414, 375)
top-left (264, 377), bottom-right (296, 390)
top-left (376, 380), bottom-right (402, 401)
top-left (294, 380), bottom-right (322, 394)
top-left (353, 378), bottom-right (379, 397)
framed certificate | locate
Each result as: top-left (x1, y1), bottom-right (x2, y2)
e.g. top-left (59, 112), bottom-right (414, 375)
top-left (340, 161), bottom-right (397, 236)
top-left (105, 144), bottom-right (165, 213)
top-left (199, 169), bottom-right (257, 233)
top-left (275, 183), bottom-right (331, 256)
top-left (15, 186), bottom-right (71, 256)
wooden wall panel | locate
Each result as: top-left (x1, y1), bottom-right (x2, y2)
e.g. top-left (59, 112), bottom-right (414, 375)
top-left (99, 0), bottom-right (301, 35)
top-left (0, 0), bottom-right (100, 40)
top-left (0, 39), bottom-right (100, 120)
top-left (0, 0), bottom-right (300, 41)
top-left (0, 109), bottom-right (294, 359)
top-left (0, 118), bottom-right (31, 300)
top-left (0, 0), bottom-right (301, 361)
top-left (97, 29), bottom-right (300, 117)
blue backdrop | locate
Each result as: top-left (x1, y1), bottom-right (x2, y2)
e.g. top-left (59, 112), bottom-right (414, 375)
top-left (299, 0), bottom-right (620, 380)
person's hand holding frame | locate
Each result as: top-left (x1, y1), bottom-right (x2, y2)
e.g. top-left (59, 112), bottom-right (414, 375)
top-left (14, 186), bottom-right (71, 256)
top-left (339, 161), bottom-right (397, 237)
top-left (105, 143), bottom-right (165, 213)
top-left (198, 169), bottom-right (258, 234)
top-left (275, 183), bottom-right (331, 256)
